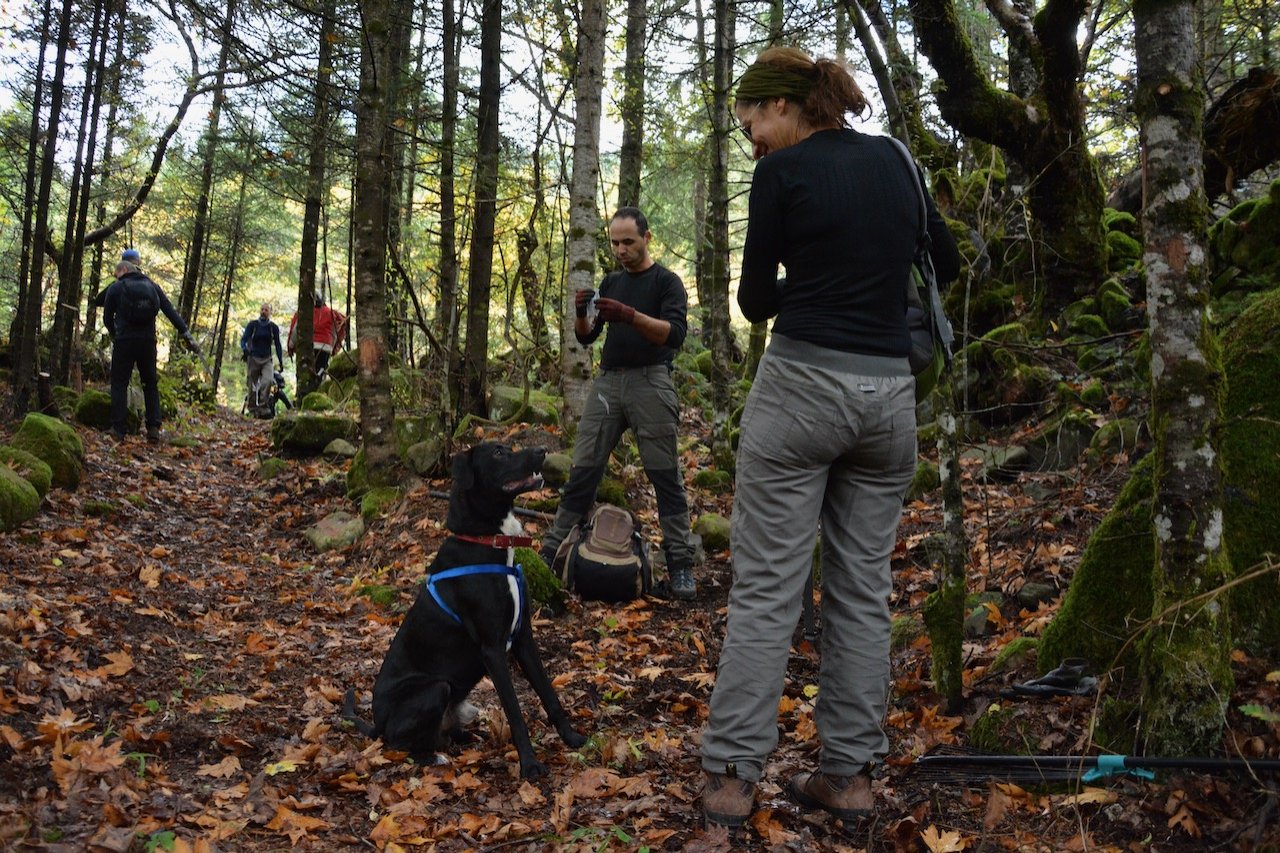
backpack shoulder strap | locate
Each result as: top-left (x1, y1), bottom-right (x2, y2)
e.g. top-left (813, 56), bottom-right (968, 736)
top-left (883, 135), bottom-right (955, 357)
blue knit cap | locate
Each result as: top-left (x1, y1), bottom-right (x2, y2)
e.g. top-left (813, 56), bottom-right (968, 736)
top-left (122, 248), bottom-right (141, 263)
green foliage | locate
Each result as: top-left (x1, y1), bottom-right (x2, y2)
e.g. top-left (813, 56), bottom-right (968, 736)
top-left (516, 546), bottom-right (565, 611)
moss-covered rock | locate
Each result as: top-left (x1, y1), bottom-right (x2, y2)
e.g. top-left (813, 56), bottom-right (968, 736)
top-left (0, 446), bottom-right (53, 499)
top-left (404, 438), bottom-right (446, 476)
top-left (52, 385), bottom-right (79, 417)
top-left (692, 468), bottom-right (733, 493)
top-left (73, 388), bottom-right (140, 434)
top-left (595, 478), bottom-right (628, 507)
top-left (270, 410), bottom-right (358, 455)
top-left (394, 415), bottom-right (443, 457)
top-left (258, 457), bottom-right (289, 480)
top-left (0, 463), bottom-right (41, 531)
top-left (1221, 288), bottom-right (1280, 653)
top-left (906, 460), bottom-right (940, 501)
top-left (542, 452), bottom-right (572, 489)
top-left (300, 391), bottom-right (335, 411)
top-left (693, 513), bottom-right (730, 552)
top-left (487, 385), bottom-right (560, 426)
top-left (1105, 229), bottom-right (1143, 271)
top-left (1068, 313), bottom-right (1110, 338)
top-left (360, 486), bottom-right (402, 522)
top-left (11, 412), bottom-right (84, 490)
top-left (326, 349), bottom-right (358, 380)
top-left (1038, 454), bottom-right (1154, 672)
top-left (515, 546), bottom-right (565, 612)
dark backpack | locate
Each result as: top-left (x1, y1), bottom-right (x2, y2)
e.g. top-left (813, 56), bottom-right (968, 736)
top-left (553, 504), bottom-right (651, 603)
top-left (885, 136), bottom-right (956, 403)
top-left (117, 276), bottom-right (160, 326)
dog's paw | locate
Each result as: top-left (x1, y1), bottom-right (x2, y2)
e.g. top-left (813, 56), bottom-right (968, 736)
top-left (561, 729), bottom-right (588, 749)
top-left (519, 759), bottom-right (550, 780)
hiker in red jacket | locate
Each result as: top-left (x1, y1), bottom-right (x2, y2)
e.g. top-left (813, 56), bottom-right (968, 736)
top-left (286, 292), bottom-right (347, 377)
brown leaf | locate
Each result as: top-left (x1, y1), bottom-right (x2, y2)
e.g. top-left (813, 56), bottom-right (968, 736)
top-left (197, 755), bottom-right (243, 778)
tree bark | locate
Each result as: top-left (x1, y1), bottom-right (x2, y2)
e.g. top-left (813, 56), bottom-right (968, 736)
top-left (177, 0), bottom-right (238, 325)
top-left (703, 0), bottom-right (735, 470)
top-left (561, 0), bottom-right (607, 426)
top-left (439, 0), bottom-right (462, 416)
top-left (353, 0), bottom-right (401, 485)
top-left (1134, 0), bottom-right (1233, 756)
top-left (458, 0), bottom-right (503, 419)
top-left (14, 0), bottom-right (74, 415)
top-left (616, 0), bottom-right (646, 209)
top-left (295, 0), bottom-right (335, 398)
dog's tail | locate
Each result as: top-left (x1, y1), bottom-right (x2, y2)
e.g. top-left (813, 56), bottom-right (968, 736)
top-left (341, 688), bottom-right (377, 737)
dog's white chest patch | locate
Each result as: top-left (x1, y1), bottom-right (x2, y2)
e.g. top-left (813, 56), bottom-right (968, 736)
top-left (505, 576), bottom-right (521, 651)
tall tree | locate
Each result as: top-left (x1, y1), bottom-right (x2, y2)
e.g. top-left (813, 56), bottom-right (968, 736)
top-left (616, 0), bottom-right (646, 210)
top-left (458, 0), bottom-right (503, 419)
top-left (51, 0), bottom-right (111, 387)
top-left (177, 0), bottom-right (239, 325)
top-left (906, 0), bottom-right (1107, 313)
top-left (438, 0), bottom-right (462, 415)
top-left (1134, 0), bottom-right (1232, 755)
top-left (352, 0), bottom-right (401, 484)
top-left (701, 0), bottom-right (735, 468)
top-left (295, 0), bottom-right (336, 398)
top-left (560, 0), bottom-right (607, 425)
top-left (13, 0), bottom-right (74, 415)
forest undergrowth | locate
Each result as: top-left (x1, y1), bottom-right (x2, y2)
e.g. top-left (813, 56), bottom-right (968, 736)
top-left (1, 402), bottom-right (1278, 852)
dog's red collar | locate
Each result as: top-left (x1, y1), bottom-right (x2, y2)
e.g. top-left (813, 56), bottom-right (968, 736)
top-left (451, 533), bottom-right (535, 549)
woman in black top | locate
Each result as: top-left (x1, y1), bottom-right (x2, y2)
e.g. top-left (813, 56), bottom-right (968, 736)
top-left (700, 46), bottom-right (961, 829)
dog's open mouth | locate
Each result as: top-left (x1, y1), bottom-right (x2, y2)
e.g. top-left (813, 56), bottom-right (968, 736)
top-left (503, 472), bottom-right (544, 493)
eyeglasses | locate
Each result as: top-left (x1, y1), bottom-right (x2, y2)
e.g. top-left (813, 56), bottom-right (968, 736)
top-left (738, 102), bottom-right (762, 142)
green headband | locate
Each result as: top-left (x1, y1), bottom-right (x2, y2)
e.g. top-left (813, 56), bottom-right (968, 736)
top-left (735, 63), bottom-right (813, 103)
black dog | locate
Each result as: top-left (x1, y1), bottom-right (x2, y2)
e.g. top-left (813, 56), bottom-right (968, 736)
top-left (344, 443), bottom-right (588, 778)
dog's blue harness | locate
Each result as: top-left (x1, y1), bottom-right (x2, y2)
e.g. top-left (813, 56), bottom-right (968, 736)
top-left (426, 563), bottom-right (528, 651)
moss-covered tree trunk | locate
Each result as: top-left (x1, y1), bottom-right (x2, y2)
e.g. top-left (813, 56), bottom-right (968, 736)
top-left (923, 370), bottom-right (969, 712)
top-left (1134, 0), bottom-right (1232, 755)
top-left (905, 0), bottom-right (1105, 313)
top-left (560, 0), bottom-right (606, 427)
top-left (352, 0), bottom-right (400, 487)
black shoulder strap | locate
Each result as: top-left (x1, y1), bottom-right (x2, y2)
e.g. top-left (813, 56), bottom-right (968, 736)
top-left (883, 135), bottom-right (955, 359)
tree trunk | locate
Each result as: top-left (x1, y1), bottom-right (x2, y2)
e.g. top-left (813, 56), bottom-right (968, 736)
top-left (616, 0), bottom-right (646, 210)
top-left (439, 0), bottom-right (462, 419)
top-left (214, 171), bottom-right (250, 399)
top-left (83, 13), bottom-right (127, 348)
top-left (560, 0), bottom-right (606, 426)
top-left (702, 0), bottom-right (735, 470)
top-left (906, 0), bottom-right (1106, 313)
top-left (14, 0), bottom-right (74, 416)
top-left (177, 0), bottom-right (237, 325)
top-left (295, 0), bottom-right (334, 398)
top-left (353, 0), bottom-right (401, 485)
top-left (458, 0), bottom-right (503, 420)
top-left (50, 0), bottom-right (107, 387)
top-left (1134, 0), bottom-right (1232, 756)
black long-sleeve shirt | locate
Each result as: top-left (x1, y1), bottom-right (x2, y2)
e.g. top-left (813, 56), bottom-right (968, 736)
top-left (738, 129), bottom-right (961, 357)
top-left (577, 263), bottom-right (688, 369)
top-left (102, 272), bottom-right (189, 341)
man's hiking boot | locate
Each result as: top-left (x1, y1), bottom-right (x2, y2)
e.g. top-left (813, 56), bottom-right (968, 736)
top-left (702, 768), bottom-right (754, 828)
top-left (670, 567), bottom-right (696, 601)
top-left (537, 546), bottom-right (556, 569)
top-left (146, 426), bottom-right (162, 444)
top-left (788, 769), bottom-right (874, 821)
top-left (111, 428), bottom-right (128, 441)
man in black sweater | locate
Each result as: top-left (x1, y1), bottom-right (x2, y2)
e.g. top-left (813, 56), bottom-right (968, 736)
top-left (539, 207), bottom-right (699, 600)
top-left (102, 259), bottom-right (196, 442)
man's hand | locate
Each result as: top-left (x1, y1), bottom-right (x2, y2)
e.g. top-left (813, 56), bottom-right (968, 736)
top-left (574, 289), bottom-right (595, 318)
top-left (182, 331), bottom-right (199, 352)
top-left (594, 297), bottom-right (635, 325)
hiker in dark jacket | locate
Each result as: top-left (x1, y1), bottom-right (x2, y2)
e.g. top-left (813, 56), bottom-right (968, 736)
top-left (240, 303), bottom-right (285, 415)
top-left (102, 259), bottom-right (196, 442)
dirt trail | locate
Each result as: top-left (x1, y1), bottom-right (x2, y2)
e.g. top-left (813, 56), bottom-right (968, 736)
top-left (0, 408), bottom-right (1275, 851)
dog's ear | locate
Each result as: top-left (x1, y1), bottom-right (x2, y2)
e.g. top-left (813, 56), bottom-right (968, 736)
top-left (451, 449), bottom-right (474, 491)
top-left (447, 450), bottom-right (474, 532)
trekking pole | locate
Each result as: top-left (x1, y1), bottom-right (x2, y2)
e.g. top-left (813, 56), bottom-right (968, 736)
top-left (913, 746), bottom-right (1280, 784)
